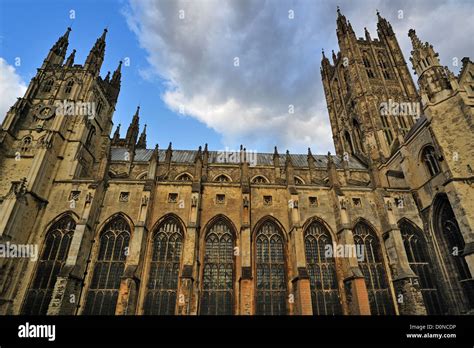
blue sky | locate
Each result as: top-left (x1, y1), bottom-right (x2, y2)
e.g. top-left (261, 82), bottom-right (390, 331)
top-left (0, 0), bottom-right (473, 154)
top-left (0, 0), bottom-right (222, 151)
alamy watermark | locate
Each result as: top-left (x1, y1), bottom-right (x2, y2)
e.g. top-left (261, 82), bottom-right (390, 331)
top-left (0, 242), bottom-right (38, 261)
top-left (216, 147), bottom-right (258, 167)
top-left (379, 98), bottom-right (421, 119)
top-left (54, 99), bottom-right (96, 119)
top-left (325, 242), bottom-right (365, 261)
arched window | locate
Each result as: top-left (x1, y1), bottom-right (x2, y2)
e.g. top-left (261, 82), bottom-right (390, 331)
top-left (64, 79), bottom-right (74, 95)
top-left (144, 216), bottom-right (183, 315)
top-left (294, 177), bottom-right (304, 185)
top-left (421, 146), bottom-right (441, 177)
top-left (200, 218), bottom-right (235, 315)
top-left (353, 222), bottom-right (394, 315)
top-left (20, 136), bottom-right (32, 152)
top-left (42, 79), bottom-right (54, 93)
top-left (304, 221), bottom-right (342, 315)
top-left (85, 126), bottom-right (96, 149)
top-left (214, 174), bottom-right (230, 183)
top-left (399, 220), bottom-right (443, 314)
top-left (435, 197), bottom-right (473, 309)
top-left (363, 52), bottom-right (375, 79)
top-left (83, 216), bottom-right (130, 315)
top-left (378, 52), bottom-right (391, 79)
top-left (22, 215), bottom-right (75, 315)
top-left (255, 220), bottom-right (288, 315)
top-left (344, 131), bottom-right (354, 154)
top-left (176, 173), bottom-right (192, 181)
top-left (251, 176), bottom-right (269, 184)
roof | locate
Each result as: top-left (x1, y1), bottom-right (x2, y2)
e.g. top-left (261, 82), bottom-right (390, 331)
top-left (111, 148), bottom-right (367, 170)
top-left (404, 115), bottom-right (427, 141)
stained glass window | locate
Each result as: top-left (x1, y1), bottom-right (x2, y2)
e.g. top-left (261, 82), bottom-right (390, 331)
top-left (437, 199), bottom-right (474, 309)
top-left (400, 220), bottom-right (443, 314)
top-left (353, 222), bottom-right (394, 315)
top-left (83, 216), bottom-right (130, 315)
top-left (255, 220), bottom-right (287, 315)
top-left (305, 221), bottom-right (342, 315)
top-left (22, 215), bottom-right (75, 315)
top-left (200, 219), bottom-right (234, 315)
top-left (144, 217), bottom-right (183, 315)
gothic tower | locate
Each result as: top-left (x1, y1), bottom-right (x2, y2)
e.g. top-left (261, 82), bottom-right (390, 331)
top-left (321, 9), bottom-right (419, 163)
top-left (0, 28), bottom-right (121, 313)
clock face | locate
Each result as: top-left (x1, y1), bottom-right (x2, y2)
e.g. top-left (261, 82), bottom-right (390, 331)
top-left (35, 104), bottom-right (56, 120)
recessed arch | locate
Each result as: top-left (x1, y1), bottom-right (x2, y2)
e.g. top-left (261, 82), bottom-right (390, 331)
top-left (253, 216), bottom-right (288, 315)
top-left (143, 214), bottom-right (185, 315)
top-left (303, 217), bottom-right (342, 315)
top-left (251, 175), bottom-right (270, 184)
top-left (200, 214), bottom-right (236, 315)
top-left (83, 214), bottom-right (132, 315)
top-left (213, 174), bottom-right (232, 183)
top-left (175, 172), bottom-right (193, 181)
top-left (431, 193), bottom-right (473, 310)
top-left (294, 176), bottom-right (305, 185)
top-left (22, 213), bottom-right (77, 314)
top-left (398, 218), bottom-right (443, 314)
top-left (136, 171), bottom-right (148, 180)
top-left (353, 220), bottom-right (395, 315)
top-left (419, 144), bottom-right (441, 178)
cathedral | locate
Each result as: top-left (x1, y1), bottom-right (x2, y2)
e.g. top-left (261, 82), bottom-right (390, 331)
top-left (0, 9), bottom-right (473, 316)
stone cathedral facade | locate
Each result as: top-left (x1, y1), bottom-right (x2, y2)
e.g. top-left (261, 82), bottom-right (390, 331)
top-left (0, 10), bottom-right (473, 316)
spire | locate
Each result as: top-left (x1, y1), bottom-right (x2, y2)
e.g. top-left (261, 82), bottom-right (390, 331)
top-left (273, 146), bottom-right (279, 159)
top-left (85, 28), bottom-right (107, 75)
top-left (364, 27), bottom-right (371, 41)
top-left (307, 147), bottom-right (315, 167)
top-left (111, 60), bottom-right (122, 86)
top-left (408, 29), bottom-right (449, 98)
top-left (285, 150), bottom-right (293, 167)
top-left (194, 145), bottom-right (203, 163)
top-left (321, 48), bottom-right (332, 76)
top-left (408, 29), bottom-right (423, 50)
top-left (125, 106), bottom-right (140, 146)
top-left (108, 60), bottom-right (122, 105)
top-left (332, 50), bottom-right (337, 64)
top-left (136, 124), bottom-right (147, 149)
top-left (104, 71), bottom-right (111, 82)
top-left (336, 6), bottom-right (349, 35)
top-left (65, 49), bottom-right (76, 67)
top-left (203, 143), bottom-right (209, 164)
top-left (376, 10), bottom-right (394, 36)
top-left (165, 142), bottom-right (173, 164)
top-left (112, 124), bottom-right (121, 144)
top-left (43, 27), bottom-right (71, 67)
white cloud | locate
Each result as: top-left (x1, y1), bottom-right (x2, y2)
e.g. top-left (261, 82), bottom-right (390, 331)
top-left (0, 58), bottom-right (27, 124)
top-left (124, 0), bottom-right (472, 154)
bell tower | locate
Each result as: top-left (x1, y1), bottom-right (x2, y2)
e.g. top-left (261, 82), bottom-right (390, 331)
top-left (0, 27), bottom-right (121, 241)
top-left (321, 8), bottom-right (419, 163)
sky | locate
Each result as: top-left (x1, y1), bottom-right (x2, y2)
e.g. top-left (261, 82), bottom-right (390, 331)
top-left (0, 0), bottom-right (473, 154)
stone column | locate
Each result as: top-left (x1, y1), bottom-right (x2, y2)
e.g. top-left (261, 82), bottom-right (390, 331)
top-left (288, 192), bottom-right (312, 315)
top-left (337, 196), bottom-right (370, 315)
top-left (177, 185), bottom-right (200, 315)
top-left (239, 190), bottom-right (253, 315)
top-left (383, 197), bottom-right (426, 315)
top-left (115, 189), bottom-right (152, 315)
top-left (47, 185), bottom-right (102, 315)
